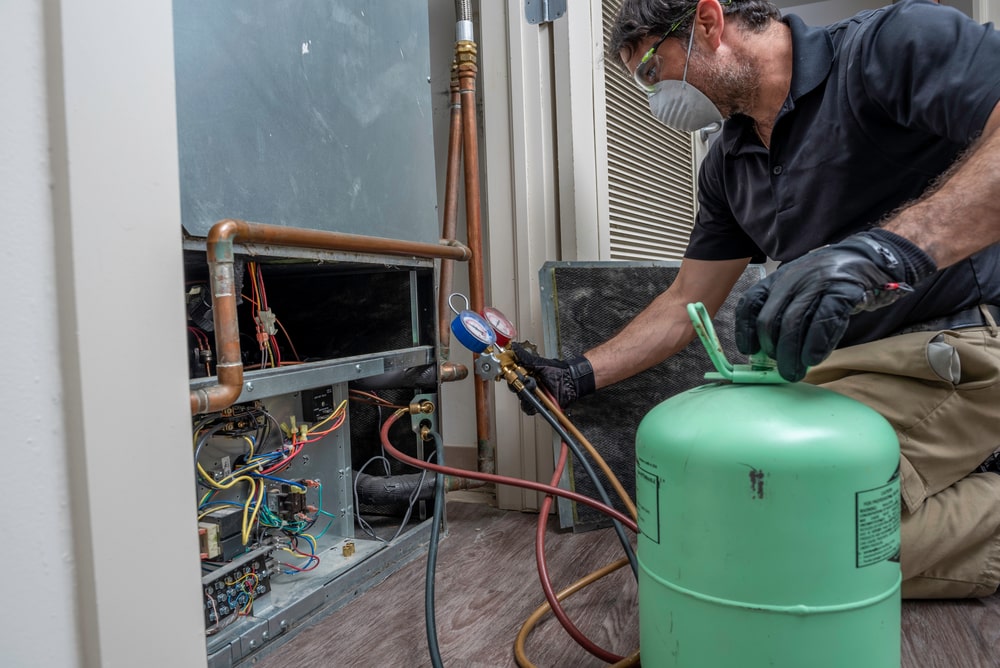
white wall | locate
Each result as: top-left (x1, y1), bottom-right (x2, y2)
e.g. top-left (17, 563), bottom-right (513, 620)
top-left (3, 1), bottom-right (207, 666)
top-left (1, 2), bottom-right (80, 664)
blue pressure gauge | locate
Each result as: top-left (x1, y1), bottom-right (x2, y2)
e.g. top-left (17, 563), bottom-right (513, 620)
top-left (448, 293), bottom-right (497, 354)
top-left (451, 310), bottom-right (496, 353)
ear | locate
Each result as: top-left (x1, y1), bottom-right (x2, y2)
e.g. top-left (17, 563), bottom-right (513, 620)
top-left (693, 0), bottom-right (726, 51)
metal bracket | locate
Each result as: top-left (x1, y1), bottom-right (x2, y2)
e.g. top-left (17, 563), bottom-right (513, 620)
top-left (525, 0), bottom-right (566, 25)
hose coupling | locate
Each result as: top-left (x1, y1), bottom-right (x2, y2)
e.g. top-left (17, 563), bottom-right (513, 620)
top-left (409, 400), bottom-right (436, 416)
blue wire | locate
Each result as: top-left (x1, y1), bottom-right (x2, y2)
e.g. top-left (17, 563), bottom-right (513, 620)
top-left (253, 473), bottom-right (307, 489)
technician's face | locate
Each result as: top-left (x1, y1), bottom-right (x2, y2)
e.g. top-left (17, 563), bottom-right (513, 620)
top-left (622, 32), bottom-right (756, 122)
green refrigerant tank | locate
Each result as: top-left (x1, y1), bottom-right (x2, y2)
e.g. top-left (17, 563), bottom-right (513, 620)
top-left (635, 303), bottom-right (901, 667)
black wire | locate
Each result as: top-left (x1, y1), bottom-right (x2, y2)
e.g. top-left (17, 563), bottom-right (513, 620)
top-left (425, 431), bottom-right (446, 668)
top-left (515, 371), bottom-right (639, 580)
top-left (193, 423), bottom-right (229, 485)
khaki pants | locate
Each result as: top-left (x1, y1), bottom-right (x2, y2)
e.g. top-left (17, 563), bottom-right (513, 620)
top-left (806, 325), bottom-right (1000, 599)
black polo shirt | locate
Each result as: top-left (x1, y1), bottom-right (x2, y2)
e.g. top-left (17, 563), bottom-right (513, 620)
top-left (686, 0), bottom-right (1000, 346)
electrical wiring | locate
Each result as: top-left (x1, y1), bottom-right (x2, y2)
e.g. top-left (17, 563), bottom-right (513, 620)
top-left (352, 451), bottom-right (433, 544)
top-left (296, 399), bottom-right (348, 443)
top-left (194, 425), bottom-right (260, 545)
top-left (197, 464), bottom-right (264, 545)
top-left (352, 455), bottom-right (393, 540)
top-left (204, 592), bottom-right (227, 636)
top-left (205, 566), bottom-right (266, 637)
top-left (349, 388), bottom-right (408, 409)
top-left (248, 262), bottom-right (283, 369)
top-left (275, 535), bottom-right (321, 573)
top-left (193, 401), bottom-right (346, 562)
top-left (240, 291), bottom-right (301, 364)
top-left (188, 326), bottom-right (212, 375)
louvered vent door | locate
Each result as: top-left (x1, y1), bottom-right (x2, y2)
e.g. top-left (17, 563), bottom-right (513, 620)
top-left (602, 1), bottom-right (697, 261)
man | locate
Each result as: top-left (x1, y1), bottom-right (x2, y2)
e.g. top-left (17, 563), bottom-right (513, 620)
top-left (514, 0), bottom-right (1000, 598)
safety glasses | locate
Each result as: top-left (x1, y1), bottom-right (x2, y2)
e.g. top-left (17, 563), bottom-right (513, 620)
top-left (632, 6), bottom-right (698, 93)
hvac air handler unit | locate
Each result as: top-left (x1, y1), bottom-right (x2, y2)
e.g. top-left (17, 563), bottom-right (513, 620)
top-left (635, 303), bottom-right (901, 667)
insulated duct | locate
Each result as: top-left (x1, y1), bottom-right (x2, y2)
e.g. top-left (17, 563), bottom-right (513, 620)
top-left (353, 470), bottom-right (479, 516)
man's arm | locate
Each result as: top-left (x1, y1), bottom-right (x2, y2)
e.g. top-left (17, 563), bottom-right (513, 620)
top-left (587, 257), bottom-right (750, 389)
top-left (735, 102), bottom-right (1000, 381)
top-left (882, 102), bottom-right (1000, 267)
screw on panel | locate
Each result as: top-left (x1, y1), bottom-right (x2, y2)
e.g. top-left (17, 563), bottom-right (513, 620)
top-left (245, 382), bottom-right (254, 392)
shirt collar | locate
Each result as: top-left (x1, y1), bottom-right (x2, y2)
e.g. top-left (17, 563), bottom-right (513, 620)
top-left (719, 13), bottom-right (834, 155)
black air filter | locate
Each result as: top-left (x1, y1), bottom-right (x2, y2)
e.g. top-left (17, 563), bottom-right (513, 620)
top-left (538, 261), bottom-right (764, 531)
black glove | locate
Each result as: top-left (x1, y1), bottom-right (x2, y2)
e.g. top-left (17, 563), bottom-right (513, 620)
top-left (509, 342), bottom-right (596, 409)
top-left (735, 228), bottom-right (937, 382)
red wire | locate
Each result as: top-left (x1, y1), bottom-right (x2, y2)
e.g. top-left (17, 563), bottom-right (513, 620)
top-left (256, 263), bottom-right (269, 311)
top-left (298, 413), bottom-right (347, 443)
top-left (535, 443), bottom-right (624, 662)
top-left (260, 442), bottom-right (303, 475)
top-left (188, 326), bottom-right (209, 348)
top-left (270, 334), bottom-right (282, 367)
top-left (377, 411), bottom-right (637, 532)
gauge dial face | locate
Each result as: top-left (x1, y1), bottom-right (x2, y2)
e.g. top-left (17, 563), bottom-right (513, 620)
top-left (482, 307), bottom-right (517, 339)
top-left (459, 311), bottom-right (495, 344)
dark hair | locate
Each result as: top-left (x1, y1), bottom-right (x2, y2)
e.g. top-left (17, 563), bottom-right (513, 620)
top-left (608, 0), bottom-right (781, 65)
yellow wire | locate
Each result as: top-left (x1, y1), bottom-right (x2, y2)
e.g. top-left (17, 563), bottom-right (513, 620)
top-left (243, 435), bottom-right (256, 461)
top-left (228, 571), bottom-right (254, 585)
top-left (279, 546), bottom-right (316, 564)
top-left (196, 463), bottom-right (257, 491)
top-left (533, 389), bottom-right (638, 522)
top-left (192, 464), bottom-right (260, 544)
top-left (307, 399), bottom-right (348, 432)
top-left (242, 480), bottom-right (265, 545)
top-left (513, 557), bottom-right (639, 668)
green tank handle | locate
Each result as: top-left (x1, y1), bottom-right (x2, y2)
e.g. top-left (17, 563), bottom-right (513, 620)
top-left (687, 302), bottom-right (788, 384)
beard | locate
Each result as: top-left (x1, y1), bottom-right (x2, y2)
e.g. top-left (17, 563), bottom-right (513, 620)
top-left (689, 48), bottom-right (759, 120)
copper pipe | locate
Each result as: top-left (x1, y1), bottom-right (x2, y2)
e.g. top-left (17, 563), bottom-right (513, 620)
top-left (439, 361), bottom-right (468, 383)
top-left (190, 219), bottom-right (472, 414)
top-left (437, 63), bottom-right (464, 361)
top-left (457, 40), bottom-right (494, 475)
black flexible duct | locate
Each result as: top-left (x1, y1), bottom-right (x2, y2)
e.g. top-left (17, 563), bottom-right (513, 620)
top-left (351, 364), bottom-right (438, 390)
top-left (353, 470), bottom-right (437, 506)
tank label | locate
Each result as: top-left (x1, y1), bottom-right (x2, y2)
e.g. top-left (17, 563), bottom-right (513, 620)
top-left (855, 477), bottom-right (900, 568)
top-left (635, 461), bottom-right (660, 544)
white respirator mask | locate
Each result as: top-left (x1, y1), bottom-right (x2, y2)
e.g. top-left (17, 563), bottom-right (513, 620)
top-left (640, 27), bottom-right (723, 133)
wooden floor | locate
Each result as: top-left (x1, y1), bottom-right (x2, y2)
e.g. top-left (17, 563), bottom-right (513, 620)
top-left (255, 497), bottom-right (1000, 668)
